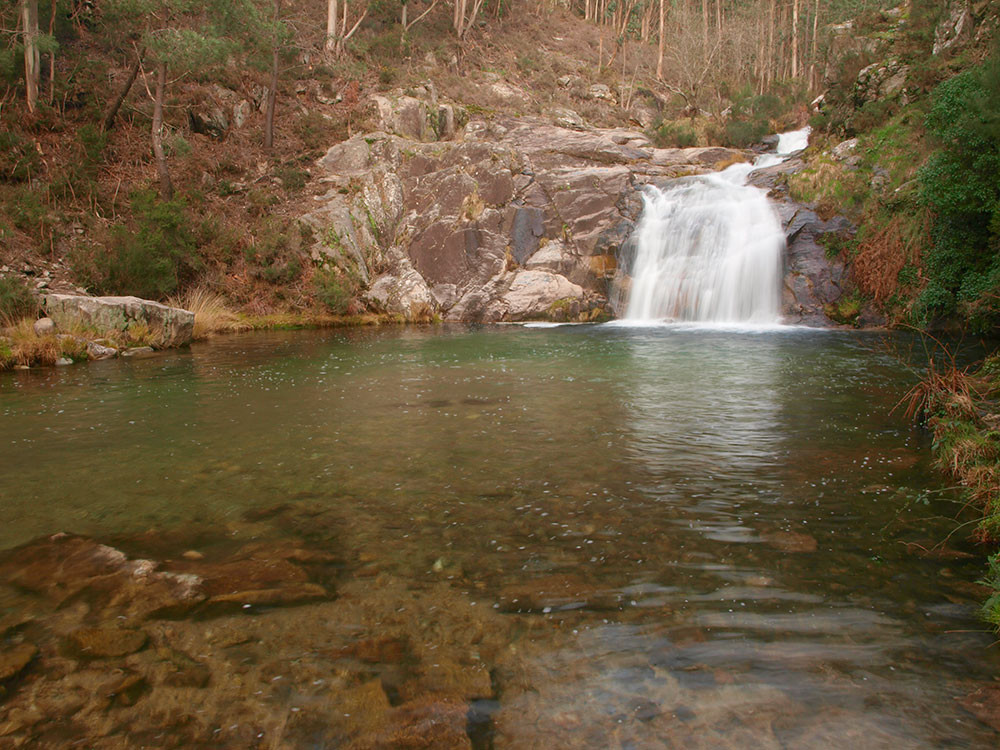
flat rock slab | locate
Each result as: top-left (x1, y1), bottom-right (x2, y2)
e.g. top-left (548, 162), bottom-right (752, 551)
top-left (42, 294), bottom-right (194, 348)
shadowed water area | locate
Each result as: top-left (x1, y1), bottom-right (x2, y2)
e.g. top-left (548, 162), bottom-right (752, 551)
top-left (1, 325), bottom-right (998, 748)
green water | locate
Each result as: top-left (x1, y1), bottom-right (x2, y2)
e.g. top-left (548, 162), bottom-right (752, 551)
top-left (1, 324), bottom-right (998, 747)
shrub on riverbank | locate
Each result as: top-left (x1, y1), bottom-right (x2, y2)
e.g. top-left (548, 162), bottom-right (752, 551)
top-left (901, 349), bottom-right (1000, 631)
top-left (0, 276), bottom-right (38, 324)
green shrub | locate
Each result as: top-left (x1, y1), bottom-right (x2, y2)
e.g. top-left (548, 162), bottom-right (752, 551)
top-left (75, 190), bottom-right (199, 299)
top-left (0, 131), bottom-right (42, 183)
top-left (650, 119), bottom-right (697, 148)
top-left (314, 266), bottom-right (356, 314)
top-left (916, 52), bottom-right (1000, 325)
top-left (0, 276), bottom-right (38, 324)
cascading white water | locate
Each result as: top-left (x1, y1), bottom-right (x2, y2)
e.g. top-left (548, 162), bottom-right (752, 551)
top-left (617, 128), bottom-right (810, 325)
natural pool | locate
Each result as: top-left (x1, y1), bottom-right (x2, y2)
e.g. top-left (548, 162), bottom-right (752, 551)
top-left (0, 324), bottom-right (998, 748)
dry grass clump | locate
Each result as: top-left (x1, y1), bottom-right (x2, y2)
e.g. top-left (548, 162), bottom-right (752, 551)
top-left (851, 217), bottom-right (908, 303)
top-left (168, 287), bottom-right (245, 340)
top-left (0, 318), bottom-right (88, 368)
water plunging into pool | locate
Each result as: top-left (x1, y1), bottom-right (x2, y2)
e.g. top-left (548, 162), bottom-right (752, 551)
top-left (617, 128), bottom-right (810, 325)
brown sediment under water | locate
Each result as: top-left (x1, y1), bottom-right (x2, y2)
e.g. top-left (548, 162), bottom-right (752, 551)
top-left (0, 324), bottom-right (998, 748)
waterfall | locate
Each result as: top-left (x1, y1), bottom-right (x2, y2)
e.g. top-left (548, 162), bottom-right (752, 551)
top-left (615, 128), bottom-right (810, 325)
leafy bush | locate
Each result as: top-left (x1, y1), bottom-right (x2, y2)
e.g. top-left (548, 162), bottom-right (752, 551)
top-left (650, 119), bottom-right (697, 148)
top-left (916, 53), bottom-right (1000, 326)
top-left (314, 266), bottom-right (357, 314)
top-left (74, 190), bottom-right (199, 300)
top-left (0, 131), bottom-right (42, 183)
top-left (0, 276), bottom-right (38, 324)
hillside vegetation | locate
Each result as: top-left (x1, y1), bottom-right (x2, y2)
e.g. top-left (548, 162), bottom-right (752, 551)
top-left (0, 0), bottom-right (918, 323)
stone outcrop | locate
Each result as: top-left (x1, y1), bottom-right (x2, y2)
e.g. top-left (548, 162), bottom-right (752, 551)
top-left (934, 0), bottom-right (974, 56)
top-left (42, 294), bottom-right (195, 347)
top-left (306, 115), bottom-right (770, 324)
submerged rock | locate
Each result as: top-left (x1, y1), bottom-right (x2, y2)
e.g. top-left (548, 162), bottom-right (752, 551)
top-left (67, 626), bottom-right (148, 658)
top-left (0, 643), bottom-right (37, 686)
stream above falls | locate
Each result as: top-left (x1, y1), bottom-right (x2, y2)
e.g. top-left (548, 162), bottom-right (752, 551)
top-left (0, 325), bottom-right (997, 747)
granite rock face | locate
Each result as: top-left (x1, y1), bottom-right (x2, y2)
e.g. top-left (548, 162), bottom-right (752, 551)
top-left (306, 116), bottom-right (759, 323)
top-left (41, 294), bottom-right (194, 347)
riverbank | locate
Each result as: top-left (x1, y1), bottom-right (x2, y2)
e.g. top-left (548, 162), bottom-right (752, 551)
top-left (0, 287), bottom-right (426, 371)
top-left (902, 350), bottom-right (1000, 631)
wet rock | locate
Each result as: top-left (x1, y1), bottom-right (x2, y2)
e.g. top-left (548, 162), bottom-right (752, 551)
top-left (157, 647), bottom-right (211, 688)
top-left (122, 346), bottom-right (156, 358)
top-left (209, 582), bottom-right (328, 608)
top-left (66, 626), bottom-right (148, 658)
top-left (497, 573), bottom-right (623, 612)
top-left (335, 636), bottom-right (409, 664)
top-left (761, 530), bottom-right (818, 553)
top-left (772, 203), bottom-right (853, 326)
top-left (105, 670), bottom-right (148, 706)
top-left (32, 317), bottom-right (54, 335)
top-left (54, 356), bottom-right (73, 366)
top-left (0, 643), bottom-right (37, 686)
top-left (352, 696), bottom-right (472, 750)
top-left (42, 294), bottom-right (194, 347)
top-left (401, 659), bottom-right (493, 702)
top-left (86, 341), bottom-right (117, 360)
top-left (959, 684), bottom-right (1000, 732)
top-left (0, 534), bottom-right (206, 620)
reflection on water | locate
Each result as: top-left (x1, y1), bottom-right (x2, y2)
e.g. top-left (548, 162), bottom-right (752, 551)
top-left (0, 325), bottom-right (997, 748)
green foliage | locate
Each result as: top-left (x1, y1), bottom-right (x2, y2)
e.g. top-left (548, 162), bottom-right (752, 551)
top-left (314, 266), bottom-right (356, 315)
top-left (0, 132), bottom-right (42, 183)
top-left (75, 189), bottom-right (199, 299)
top-left (0, 276), bottom-right (38, 324)
top-left (650, 119), bottom-right (697, 148)
top-left (984, 552), bottom-right (1000, 629)
top-left (4, 186), bottom-right (59, 252)
top-left (245, 219), bottom-right (305, 284)
top-left (916, 52), bottom-right (1000, 326)
top-left (711, 87), bottom-right (782, 147)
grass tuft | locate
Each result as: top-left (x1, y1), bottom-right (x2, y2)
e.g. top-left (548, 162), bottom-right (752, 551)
top-left (168, 287), bottom-right (245, 339)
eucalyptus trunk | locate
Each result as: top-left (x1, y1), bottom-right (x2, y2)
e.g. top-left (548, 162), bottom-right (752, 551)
top-left (152, 60), bottom-right (173, 201)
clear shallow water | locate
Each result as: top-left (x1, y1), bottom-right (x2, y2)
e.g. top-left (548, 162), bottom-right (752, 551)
top-left (1, 325), bottom-right (998, 747)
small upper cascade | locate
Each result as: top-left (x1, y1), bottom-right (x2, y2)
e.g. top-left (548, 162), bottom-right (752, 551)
top-left (614, 128), bottom-right (810, 326)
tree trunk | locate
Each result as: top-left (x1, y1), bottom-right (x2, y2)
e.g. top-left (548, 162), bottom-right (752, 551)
top-left (21, 0), bottom-right (40, 114)
top-left (332, 0), bottom-right (340, 52)
top-left (792, 0), bottom-right (799, 79)
top-left (152, 61), bottom-right (173, 201)
top-left (102, 49), bottom-right (143, 131)
top-left (265, 0), bottom-right (279, 150)
top-left (809, 0), bottom-right (820, 90)
top-left (701, 0), bottom-right (707, 51)
top-left (767, 0), bottom-right (775, 86)
top-left (48, 0), bottom-right (56, 103)
top-left (656, 0), bottom-right (665, 80)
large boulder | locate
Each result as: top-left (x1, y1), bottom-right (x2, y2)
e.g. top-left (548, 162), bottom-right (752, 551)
top-left (501, 270), bottom-right (586, 321)
top-left (42, 294), bottom-right (194, 347)
top-left (853, 58), bottom-right (910, 105)
top-left (774, 204), bottom-right (853, 326)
